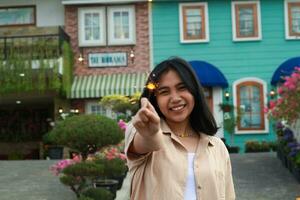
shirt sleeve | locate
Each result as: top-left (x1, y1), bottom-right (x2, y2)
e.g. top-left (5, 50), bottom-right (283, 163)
top-left (124, 122), bottom-right (151, 169)
top-left (225, 153), bottom-right (236, 200)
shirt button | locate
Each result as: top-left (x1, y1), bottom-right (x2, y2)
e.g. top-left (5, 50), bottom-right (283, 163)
top-left (197, 185), bottom-right (201, 189)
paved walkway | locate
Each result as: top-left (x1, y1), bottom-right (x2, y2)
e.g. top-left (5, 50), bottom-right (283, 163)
top-left (0, 152), bottom-right (299, 200)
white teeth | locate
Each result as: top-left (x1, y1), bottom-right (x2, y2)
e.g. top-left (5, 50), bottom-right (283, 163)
top-left (171, 105), bottom-right (184, 111)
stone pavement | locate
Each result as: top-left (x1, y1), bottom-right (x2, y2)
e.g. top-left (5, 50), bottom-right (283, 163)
top-left (0, 152), bottom-right (299, 200)
top-left (230, 152), bottom-right (300, 200)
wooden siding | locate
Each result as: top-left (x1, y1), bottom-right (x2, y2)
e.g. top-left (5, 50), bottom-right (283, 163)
top-left (152, 0), bottom-right (300, 151)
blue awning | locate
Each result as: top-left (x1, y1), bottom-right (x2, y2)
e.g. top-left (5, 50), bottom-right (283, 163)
top-left (271, 57), bottom-right (300, 85)
top-left (189, 60), bottom-right (228, 88)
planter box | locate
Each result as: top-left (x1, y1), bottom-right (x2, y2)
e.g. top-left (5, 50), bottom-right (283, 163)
top-left (47, 146), bottom-right (64, 159)
top-left (228, 146), bottom-right (240, 154)
top-left (291, 165), bottom-right (300, 183)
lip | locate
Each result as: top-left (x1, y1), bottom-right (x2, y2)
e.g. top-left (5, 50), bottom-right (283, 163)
top-left (169, 104), bottom-right (186, 111)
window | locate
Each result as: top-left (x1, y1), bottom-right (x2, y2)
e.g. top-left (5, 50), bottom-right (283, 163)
top-left (85, 101), bottom-right (117, 119)
top-left (0, 6), bottom-right (35, 27)
top-left (179, 2), bottom-right (209, 43)
top-left (285, 0), bottom-right (300, 39)
top-left (233, 78), bottom-right (268, 134)
top-left (78, 7), bottom-right (106, 46)
top-left (231, 1), bottom-right (262, 41)
top-left (108, 6), bottom-right (136, 45)
top-left (78, 6), bottom-right (135, 47)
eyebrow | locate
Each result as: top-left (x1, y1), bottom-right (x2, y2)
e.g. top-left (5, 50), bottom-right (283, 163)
top-left (157, 82), bottom-right (185, 91)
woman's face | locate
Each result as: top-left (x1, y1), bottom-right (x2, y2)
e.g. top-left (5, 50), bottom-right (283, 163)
top-left (155, 69), bottom-right (195, 125)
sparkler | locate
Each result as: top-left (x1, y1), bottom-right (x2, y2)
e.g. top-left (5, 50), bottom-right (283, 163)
top-left (145, 73), bottom-right (158, 99)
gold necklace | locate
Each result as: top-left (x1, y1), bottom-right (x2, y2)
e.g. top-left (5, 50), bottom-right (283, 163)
top-left (177, 132), bottom-right (192, 138)
top-left (175, 126), bottom-right (193, 138)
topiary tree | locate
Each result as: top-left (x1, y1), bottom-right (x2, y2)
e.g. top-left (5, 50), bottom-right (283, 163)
top-left (46, 114), bottom-right (124, 160)
top-left (47, 114), bottom-right (124, 199)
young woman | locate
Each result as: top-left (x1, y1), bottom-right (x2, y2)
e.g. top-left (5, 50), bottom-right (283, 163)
top-left (125, 57), bottom-right (235, 200)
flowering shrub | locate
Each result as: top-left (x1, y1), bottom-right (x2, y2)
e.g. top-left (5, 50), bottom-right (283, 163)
top-left (118, 119), bottom-right (127, 132)
top-left (267, 67), bottom-right (300, 123)
top-left (49, 155), bottom-right (81, 176)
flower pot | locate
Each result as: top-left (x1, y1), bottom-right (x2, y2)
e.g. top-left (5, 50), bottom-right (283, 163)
top-left (291, 165), bottom-right (300, 183)
top-left (228, 146), bottom-right (239, 154)
top-left (48, 146), bottom-right (64, 159)
top-left (112, 173), bottom-right (127, 190)
top-left (94, 179), bottom-right (119, 198)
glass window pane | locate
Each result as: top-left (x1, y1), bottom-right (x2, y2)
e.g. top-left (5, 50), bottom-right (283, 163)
top-left (122, 12), bottom-right (129, 38)
top-left (239, 7), bottom-right (254, 36)
top-left (238, 84), bottom-right (262, 129)
top-left (291, 6), bottom-right (300, 33)
top-left (85, 13), bottom-right (92, 26)
top-left (186, 8), bottom-right (202, 37)
top-left (84, 12), bottom-right (101, 41)
top-left (113, 11), bottom-right (129, 39)
top-left (85, 28), bottom-right (92, 40)
top-left (0, 7), bottom-right (34, 26)
top-left (114, 12), bottom-right (122, 39)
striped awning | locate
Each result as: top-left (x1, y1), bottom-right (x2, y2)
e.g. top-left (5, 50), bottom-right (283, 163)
top-left (70, 72), bottom-right (148, 99)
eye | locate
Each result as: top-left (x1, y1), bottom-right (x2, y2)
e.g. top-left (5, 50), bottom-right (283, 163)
top-left (157, 89), bottom-right (169, 95)
top-left (178, 84), bottom-right (187, 90)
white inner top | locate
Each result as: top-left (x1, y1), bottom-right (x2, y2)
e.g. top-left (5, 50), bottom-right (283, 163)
top-left (184, 152), bottom-right (197, 200)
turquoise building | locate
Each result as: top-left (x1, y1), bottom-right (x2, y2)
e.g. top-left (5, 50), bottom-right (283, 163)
top-left (150, 0), bottom-right (300, 151)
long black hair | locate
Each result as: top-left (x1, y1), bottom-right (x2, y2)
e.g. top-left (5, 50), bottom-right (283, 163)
top-left (140, 57), bottom-right (218, 136)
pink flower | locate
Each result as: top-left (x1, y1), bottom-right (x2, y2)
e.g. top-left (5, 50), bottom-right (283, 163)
top-left (118, 119), bottom-right (127, 132)
top-left (269, 101), bottom-right (276, 109)
top-left (49, 159), bottom-right (77, 176)
top-left (119, 153), bottom-right (126, 160)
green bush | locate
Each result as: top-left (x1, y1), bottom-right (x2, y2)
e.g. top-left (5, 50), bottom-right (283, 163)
top-left (78, 196), bottom-right (94, 200)
top-left (245, 140), bottom-right (271, 152)
top-left (45, 114), bottom-right (124, 160)
top-left (94, 157), bottom-right (127, 178)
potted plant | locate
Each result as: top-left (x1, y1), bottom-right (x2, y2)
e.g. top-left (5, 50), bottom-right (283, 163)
top-left (219, 103), bottom-right (234, 113)
top-left (222, 112), bottom-right (240, 153)
top-left (42, 133), bottom-right (64, 159)
top-left (47, 114), bottom-right (124, 199)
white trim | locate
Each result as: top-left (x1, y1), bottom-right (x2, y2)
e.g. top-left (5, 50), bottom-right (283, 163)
top-left (284, 0), bottom-right (300, 40)
top-left (62, 0), bottom-right (147, 5)
top-left (232, 77), bottom-right (269, 134)
top-left (213, 87), bottom-right (224, 138)
top-left (179, 2), bottom-right (210, 43)
top-left (231, 1), bottom-right (262, 42)
top-left (148, 1), bottom-right (154, 70)
top-left (107, 5), bottom-right (136, 45)
top-left (78, 7), bottom-right (106, 47)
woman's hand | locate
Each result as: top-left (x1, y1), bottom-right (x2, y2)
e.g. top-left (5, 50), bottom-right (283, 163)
top-left (132, 97), bottom-right (161, 138)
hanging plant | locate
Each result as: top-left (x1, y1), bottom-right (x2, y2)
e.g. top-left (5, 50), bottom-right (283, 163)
top-left (0, 36), bottom-right (72, 95)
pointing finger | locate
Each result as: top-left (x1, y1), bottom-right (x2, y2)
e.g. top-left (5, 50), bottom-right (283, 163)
top-left (141, 97), bottom-right (148, 108)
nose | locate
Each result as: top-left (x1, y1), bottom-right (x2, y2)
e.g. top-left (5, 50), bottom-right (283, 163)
top-left (170, 91), bottom-right (181, 103)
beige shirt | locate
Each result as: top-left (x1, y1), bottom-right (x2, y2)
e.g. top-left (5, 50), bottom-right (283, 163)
top-left (125, 120), bottom-right (236, 200)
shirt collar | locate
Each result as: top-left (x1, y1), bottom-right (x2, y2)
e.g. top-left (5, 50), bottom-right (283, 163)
top-left (160, 119), bottom-right (215, 147)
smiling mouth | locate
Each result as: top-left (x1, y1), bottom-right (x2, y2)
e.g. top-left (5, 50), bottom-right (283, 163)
top-left (170, 104), bottom-right (186, 111)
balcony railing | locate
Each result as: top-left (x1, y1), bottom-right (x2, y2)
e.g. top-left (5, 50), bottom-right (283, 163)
top-left (0, 27), bottom-right (72, 96)
top-left (0, 26), bottom-right (69, 60)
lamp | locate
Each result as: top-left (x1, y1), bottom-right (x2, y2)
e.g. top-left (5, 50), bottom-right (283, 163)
top-left (269, 89), bottom-right (276, 99)
top-left (129, 49), bottom-right (135, 63)
top-left (70, 108), bottom-right (79, 114)
top-left (58, 107), bottom-right (63, 114)
top-left (78, 48), bottom-right (84, 62)
top-left (225, 91), bottom-right (230, 101)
